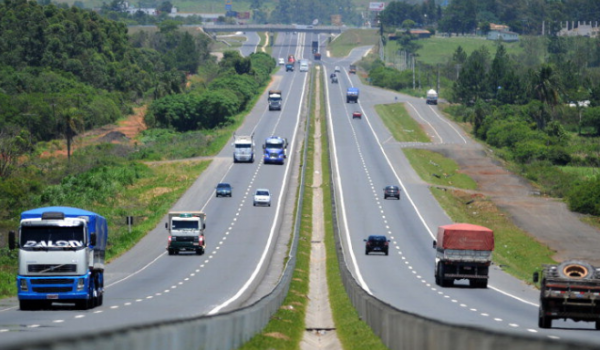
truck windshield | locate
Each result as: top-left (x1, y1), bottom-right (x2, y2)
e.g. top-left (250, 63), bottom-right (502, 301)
top-left (235, 144), bottom-right (252, 149)
top-left (21, 225), bottom-right (85, 250)
top-left (172, 221), bottom-right (199, 230)
top-left (266, 142), bottom-right (284, 149)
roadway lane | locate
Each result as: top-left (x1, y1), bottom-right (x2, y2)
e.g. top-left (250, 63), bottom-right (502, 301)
top-left (0, 32), bottom-right (309, 347)
top-left (321, 48), bottom-right (600, 345)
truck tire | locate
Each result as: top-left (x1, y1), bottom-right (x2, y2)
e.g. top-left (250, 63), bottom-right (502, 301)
top-left (196, 248), bottom-right (204, 255)
top-left (557, 260), bottom-right (594, 279)
top-left (596, 320), bottom-right (600, 330)
top-left (168, 248), bottom-right (174, 255)
top-left (19, 300), bottom-right (37, 311)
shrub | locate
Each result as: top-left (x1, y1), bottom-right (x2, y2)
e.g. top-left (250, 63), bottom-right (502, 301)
top-left (567, 178), bottom-right (600, 215)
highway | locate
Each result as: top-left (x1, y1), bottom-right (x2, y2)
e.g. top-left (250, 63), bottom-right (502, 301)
top-left (319, 44), bottom-right (600, 345)
top-left (2, 29), bottom-right (600, 349)
top-left (0, 31), bottom-right (309, 348)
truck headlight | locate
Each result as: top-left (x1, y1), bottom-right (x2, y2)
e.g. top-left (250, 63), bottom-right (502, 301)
top-left (20, 279), bottom-right (28, 292)
top-left (76, 278), bottom-right (85, 291)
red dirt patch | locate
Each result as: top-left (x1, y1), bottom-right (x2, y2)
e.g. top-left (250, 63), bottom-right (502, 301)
top-left (41, 106), bottom-right (147, 158)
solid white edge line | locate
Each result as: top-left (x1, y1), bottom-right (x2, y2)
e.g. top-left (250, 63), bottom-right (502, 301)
top-left (208, 39), bottom-right (307, 315)
top-left (325, 65), bottom-right (372, 294)
top-left (426, 104), bottom-right (468, 144)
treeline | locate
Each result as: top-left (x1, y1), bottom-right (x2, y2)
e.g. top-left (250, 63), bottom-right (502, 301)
top-left (0, 0), bottom-right (211, 147)
top-left (146, 51), bottom-right (275, 131)
top-left (380, 0), bottom-right (600, 36)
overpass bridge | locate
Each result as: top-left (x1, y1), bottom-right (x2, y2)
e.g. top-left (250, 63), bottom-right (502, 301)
top-left (201, 24), bottom-right (347, 34)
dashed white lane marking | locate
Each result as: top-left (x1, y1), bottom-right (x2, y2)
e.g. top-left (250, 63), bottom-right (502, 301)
top-left (509, 323), bottom-right (518, 327)
top-left (75, 315), bottom-right (85, 318)
top-left (53, 320), bottom-right (64, 323)
top-left (28, 325), bottom-right (40, 328)
top-left (527, 329), bottom-right (538, 333)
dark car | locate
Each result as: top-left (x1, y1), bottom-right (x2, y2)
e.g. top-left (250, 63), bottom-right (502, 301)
top-left (364, 235), bottom-right (390, 255)
top-left (286, 63), bottom-right (294, 72)
top-left (383, 185), bottom-right (400, 200)
top-left (216, 183), bottom-right (232, 197)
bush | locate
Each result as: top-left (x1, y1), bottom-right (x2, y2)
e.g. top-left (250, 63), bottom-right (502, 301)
top-left (567, 178), bottom-right (600, 215)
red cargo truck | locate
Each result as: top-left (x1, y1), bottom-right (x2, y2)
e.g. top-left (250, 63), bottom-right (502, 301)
top-left (433, 223), bottom-right (494, 288)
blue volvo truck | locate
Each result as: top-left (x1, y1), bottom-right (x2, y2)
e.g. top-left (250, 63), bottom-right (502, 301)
top-left (263, 136), bottom-right (288, 164)
top-left (9, 206), bottom-right (108, 310)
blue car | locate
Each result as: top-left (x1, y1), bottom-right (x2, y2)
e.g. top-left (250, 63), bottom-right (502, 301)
top-left (215, 183), bottom-right (232, 197)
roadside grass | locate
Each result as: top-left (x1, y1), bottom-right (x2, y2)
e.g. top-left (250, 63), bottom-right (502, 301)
top-left (375, 103), bottom-right (430, 143)
top-left (329, 29), bottom-right (379, 57)
top-left (403, 149), bottom-right (477, 190)
top-left (402, 146), bottom-right (556, 282)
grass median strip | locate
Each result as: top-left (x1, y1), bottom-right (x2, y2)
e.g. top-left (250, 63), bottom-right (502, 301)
top-left (376, 103), bottom-right (430, 143)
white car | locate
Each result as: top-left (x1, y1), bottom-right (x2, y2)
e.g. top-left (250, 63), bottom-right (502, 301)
top-left (253, 189), bottom-right (272, 207)
top-left (278, 58), bottom-right (285, 65)
top-left (334, 66), bottom-right (341, 73)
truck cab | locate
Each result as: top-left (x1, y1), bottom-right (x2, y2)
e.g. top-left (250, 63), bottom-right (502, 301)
top-left (9, 207), bottom-right (108, 310)
top-left (166, 211), bottom-right (206, 255)
top-left (263, 136), bottom-right (288, 164)
top-left (232, 133), bottom-right (254, 163)
top-left (268, 90), bottom-right (282, 111)
top-left (346, 87), bottom-right (359, 103)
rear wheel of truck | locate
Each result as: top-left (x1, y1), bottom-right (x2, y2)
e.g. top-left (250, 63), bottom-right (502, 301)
top-left (596, 320), bottom-right (600, 330)
top-left (538, 304), bottom-right (552, 329)
top-left (168, 248), bottom-right (174, 255)
top-left (196, 248), bottom-right (204, 255)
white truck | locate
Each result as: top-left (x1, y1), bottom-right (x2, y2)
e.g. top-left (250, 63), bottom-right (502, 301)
top-left (165, 211), bottom-right (206, 255)
top-left (268, 90), bottom-right (282, 111)
top-left (232, 133), bottom-right (255, 163)
top-left (426, 89), bottom-right (438, 105)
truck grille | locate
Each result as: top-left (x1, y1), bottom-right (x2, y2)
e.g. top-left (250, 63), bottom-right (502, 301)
top-left (28, 264), bottom-right (77, 273)
top-left (172, 236), bottom-right (195, 242)
top-left (31, 279), bottom-right (73, 285)
top-left (32, 287), bottom-right (73, 293)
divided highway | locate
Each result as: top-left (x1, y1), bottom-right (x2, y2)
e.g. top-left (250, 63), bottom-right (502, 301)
top-left (319, 45), bottom-right (600, 345)
top-left (0, 31), bottom-right (310, 348)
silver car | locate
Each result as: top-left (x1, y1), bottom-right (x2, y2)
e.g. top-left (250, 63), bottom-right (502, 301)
top-left (253, 189), bottom-right (271, 207)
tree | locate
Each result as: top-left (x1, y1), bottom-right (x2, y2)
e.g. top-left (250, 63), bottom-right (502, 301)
top-left (527, 64), bottom-right (562, 129)
top-left (0, 126), bottom-right (30, 177)
top-left (452, 47), bottom-right (490, 105)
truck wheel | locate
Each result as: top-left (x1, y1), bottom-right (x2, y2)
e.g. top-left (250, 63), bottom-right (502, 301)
top-left (596, 320), bottom-right (600, 330)
top-left (19, 300), bottom-right (37, 311)
top-left (439, 263), bottom-right (451, 287)
top-left (538, 314), bottom-right (552, 329)
top-left (196, 248), bottom-right (204, 255)
top-left (558, 260), bottom-right (594, 279)
top-left (168, 249), bottom-right (174, 255)
top-left (479, 279), bottom-right (488, 288)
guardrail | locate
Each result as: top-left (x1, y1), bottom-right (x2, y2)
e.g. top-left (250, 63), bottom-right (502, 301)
top-left (324, 126), bottom-right (600, 350)
top-left (2, 79), bottom-right (313, 350)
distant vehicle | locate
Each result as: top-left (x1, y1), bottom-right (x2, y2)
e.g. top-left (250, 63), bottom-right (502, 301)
top-left (534, 260), bottom-right (600, 329)
top-left (253, 189), bottom-right (272, 207)
top-left (216, 183), bottom-right (232, 197)
top-left (346, 87), bottom-right (359, 103)
top-left (334, 66), bottom-right (341, 73)
top-left (352, 111), bottom-right (362, 119)
top-left (268, 90), bottom-right (282, 111)
top-left (232, 133), bottom-right (255, 163)
top-left (364, 235), bottom-right (390, 255)
top-left (278, 58), bottom-right (285, 65)
top-left (433, 223), bottom-right (494, 288)
top-left (383, 185), bottom-right (400, 200)
top-left (331, 75), bottom-right (338, 84)
top-left (286, 63), bottom-right (294, 72)
top-left (299, 59), bottom-right (309, 72)
top-left (426, 89), bottom-right (438, 105)
top-left (288, 54), bottom-right (295, 64)
top-left (312, 40), bottom-right (319, 54)
top-left (349, 65), bottom-right (356, 74)
top-left (314, 52), bottom-right (321, 60)
top-left (263, 136), bottom-right (288, 164)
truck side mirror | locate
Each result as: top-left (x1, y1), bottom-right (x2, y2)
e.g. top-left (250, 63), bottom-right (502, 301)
top-left (165, 223), bottom-right (168, 229)
top-left (533, 272), bottom-right (539, 283)
top-left (203, 223), bottom-right (206, 229)
top-left (262, 144), bottom-right (266, 150)
top-left (90, 233), bottom-right (97, 246)
top-left (432, 240), bottom-right (437, 249)
top-left (8, 231), bottom-right (16, 250)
